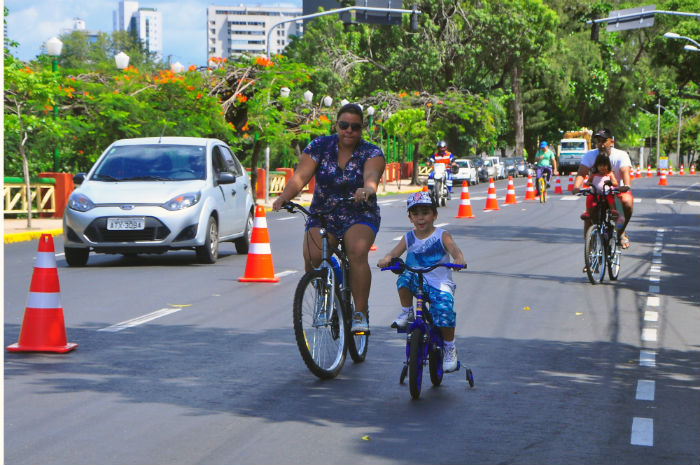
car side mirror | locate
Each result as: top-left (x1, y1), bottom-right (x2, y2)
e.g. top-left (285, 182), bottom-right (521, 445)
top-left (73, 173), bottom-right (86, 184)
top-left (217, 172), bottom-right (236, 184)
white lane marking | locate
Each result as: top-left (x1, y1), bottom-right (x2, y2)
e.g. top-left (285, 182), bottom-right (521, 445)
top-left (640, 350), bottom-right (656, 367)
top-left (435, 223), bottom-right (449, 228)
top-left (98, 307), bottom-right (183, 332)
top-left (634, 198), bottom-right (642, 203)
top-left (378, 199), bottom-right (399, 205)
top-left (647, 296), bottom-right (660, 307)
top-left (644, 311), bottom-right (658, 322)
top-left (560, 197), bottom-right (579, 201)
top-left (648, 275), bottom-right (660, 283)
top-left (642, 328), bottom-right (657, 342)
top-left (636, 380), bottom-right (655, 401)
top-left (656, 199), bottom-right (673, 204)
top-left (275, 270), bottom-right (298, 278)
top-left (688, 201), bottom-right (700, 207)
top-left (652, 258), bottom-right (662, 264)
top-left (649, 285), bottom-right (660, 294)
top-left (470, 196), bottom-right (486, 200)
top-left (56, 253), bottom-right (65, 258)
top-left (649, 265), bottom-right (661, 273)
top-left (631, 417), bottom-right (654, 446)
top-left (393, 236), bottom-right (403, 241)
top-left (656, 228), bottom-right (665, 233)
top-left (277, 217), bottom-right (297, 221)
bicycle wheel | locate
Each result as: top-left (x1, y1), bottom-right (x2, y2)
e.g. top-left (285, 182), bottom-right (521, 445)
top-left (347, 295), bottom-right (369, 363)
top-left (428, 342), bottom-right (444, 387)
top-left (538, 177), bottom-right (546, 203)
top-left (584, 226), bottom-right (606, 284)
top-left (607, 231), bottom-right (621, 280)
top-left (293, 269), bottom-right (346, 379)
top-left (408, 329), bottom-right (424, 399)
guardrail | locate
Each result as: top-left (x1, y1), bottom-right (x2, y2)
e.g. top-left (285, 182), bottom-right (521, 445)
top-left (3, 178), bottom-right (56, 216)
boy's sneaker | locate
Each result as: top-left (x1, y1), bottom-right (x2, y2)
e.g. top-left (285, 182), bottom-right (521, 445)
top-left (351, 312), bottom-right (369, 333)
top-left (443, 344), bottom-right (458, 372)
top-left (391, 308), bottom-right (414, 329)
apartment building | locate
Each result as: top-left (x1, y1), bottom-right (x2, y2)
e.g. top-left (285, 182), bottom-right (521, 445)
top-left (206, 5), bottom-right (303, 60)
top-left (113, 0), bottom-right (163, 61)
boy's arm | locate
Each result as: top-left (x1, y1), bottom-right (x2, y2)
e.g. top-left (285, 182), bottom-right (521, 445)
top-left (441, 231), bottom-right (466, 266)
top-left (377, 237), bottom-right (407, 268)
top-left (610, 172), bottom-right (619, 186)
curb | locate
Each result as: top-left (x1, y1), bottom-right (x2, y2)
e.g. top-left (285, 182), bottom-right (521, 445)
top-left (5, 229), bottom-right (63, 244)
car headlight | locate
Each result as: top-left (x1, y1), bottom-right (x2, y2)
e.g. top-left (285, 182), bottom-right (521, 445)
top-left (161, 192), bottom-right (201, 211)
top-left (67, 193), bottom-right (95, 212)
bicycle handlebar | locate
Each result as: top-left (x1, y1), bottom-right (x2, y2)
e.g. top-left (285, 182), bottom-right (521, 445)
top-left (576, 185), bottom-right (629, 196)
top-left (379, 257), bottom-right (466, 275)
top-left (282, 196), bottom-right (357, 217)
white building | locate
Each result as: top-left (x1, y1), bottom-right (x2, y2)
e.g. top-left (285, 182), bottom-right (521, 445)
top-left (62, 17), bottom-right (101, 44)
top-left (113, 1), bottom-right (163, 61)
top-left (206, 5), bottom-right (303, 60)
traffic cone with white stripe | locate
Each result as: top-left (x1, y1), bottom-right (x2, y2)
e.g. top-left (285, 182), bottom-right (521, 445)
top-left (553, 176), bottom-right (563, 194)
top-left (679, 164), bottom-right (685, 176)
top-left (524, 174), bottom-right (537, 200)
top-left (504, 176), bottom-right (517, 204)
top-left (7, 234), bottom-right (77, 353)
top-left (238, 205), bottom-right (280, 283)
top-left (668, 164), bottom-right (674, 176)
top-left (635, 165), bottom-right (641, 178)
top-left (658, 169), bottom-right (668, 186)
top-left (455, 182), bottom-right (475, 218)
top-left (484, 178), bottom-right (500, 210)
top-left (646, 165), bottom-right (652, 177)
top-left (567, 174), bottom-right (574, 192)
top-left (690, 164), bottom-right (695, 175)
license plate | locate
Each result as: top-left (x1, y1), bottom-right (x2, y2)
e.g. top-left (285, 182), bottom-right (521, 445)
top-left (107, 217), bottom-right (145, 230)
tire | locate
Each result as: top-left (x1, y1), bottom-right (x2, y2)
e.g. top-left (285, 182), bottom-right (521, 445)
top-left (607, 231), bottom-right (621, 280)
top-left (64, 247), bottom-right (89, 267)
top-left (538, 177), bottom-right (546, 203)
top-left (429, 342), bottom-right (444, 387)
top-left (293, 270), bottom-right (346, 379)
top-left (196, 216), bottom-right (219, 264)
top-left (435, 179), bottom-right (443, 207)
top-left (234, 209), bottom-right (254, 254)
top-left (408, 328), bottom-right (424, 400)
top-left (466, 368), bottom-right (475, 388)
top-left (584, 226), bottom-right (605, 284)
top-left (347, 295), bottom-right (369, 363)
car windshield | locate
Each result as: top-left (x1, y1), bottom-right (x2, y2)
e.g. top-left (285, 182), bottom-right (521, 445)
top-left (456, 160), bottom-right (470, 168)
top-left (92, 144), bottom-right (207, 181)
top-left (472, 159), bottom-right (484, 167)
top-left (561, 141), bottom-right (586, 151)
top-left (483, 160), bottom-right (493, 167)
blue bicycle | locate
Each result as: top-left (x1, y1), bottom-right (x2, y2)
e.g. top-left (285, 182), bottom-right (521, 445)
top-left (381, 258), bottom-right (474, 399)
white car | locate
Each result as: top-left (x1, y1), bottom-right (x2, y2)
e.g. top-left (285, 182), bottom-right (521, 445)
top-left (487, 156), bottom-right (506, 179)
top-left (452, 158), bottom-right (479, 185)
top-left (63, 137), bottom-right (255, 266)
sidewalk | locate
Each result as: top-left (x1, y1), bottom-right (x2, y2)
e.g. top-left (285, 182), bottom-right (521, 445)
top-left (3, 181), bottom-right (422, 243)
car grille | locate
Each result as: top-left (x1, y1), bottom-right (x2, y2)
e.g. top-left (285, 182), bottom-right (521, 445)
top-left (84, 217), bottom-right (171, 243)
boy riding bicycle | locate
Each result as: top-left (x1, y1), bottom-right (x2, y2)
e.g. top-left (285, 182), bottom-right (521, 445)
top-left (377, 191), bottom-right (466, 371)
top-left (534, 141), bottom-right (558, 192)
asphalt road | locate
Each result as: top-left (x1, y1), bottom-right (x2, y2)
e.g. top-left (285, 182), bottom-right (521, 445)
top-left (4, 175), bottom-right (700, 465)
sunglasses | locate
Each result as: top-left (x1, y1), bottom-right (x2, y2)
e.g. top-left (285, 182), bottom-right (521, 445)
top-left (337, 120), bottom-right (363, 132)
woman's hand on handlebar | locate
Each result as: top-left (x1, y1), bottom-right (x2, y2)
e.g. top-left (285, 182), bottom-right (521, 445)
top-left (271, 196), bottom-right (287, 212)
top-left (353, 187), bottom-right (375, 203)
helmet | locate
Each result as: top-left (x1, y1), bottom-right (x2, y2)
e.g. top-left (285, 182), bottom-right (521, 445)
top-left (437, 140), bottom-right (447, 149)
top-left (407, 191), bottom-right (435, 211)
top-left (540, 141), bottom-right (548, 148)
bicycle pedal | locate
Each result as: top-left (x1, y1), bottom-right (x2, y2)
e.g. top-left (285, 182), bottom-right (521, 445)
top-left (353, 329), bottom-right (370, 336)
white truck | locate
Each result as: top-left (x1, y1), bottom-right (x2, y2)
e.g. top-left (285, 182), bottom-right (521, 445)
top-left (557, 129), bottom-right (592, 175)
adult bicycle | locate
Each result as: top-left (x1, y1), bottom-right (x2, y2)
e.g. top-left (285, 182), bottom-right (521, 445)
top-left (282, 199), bottom-right (369, 379)
top-left (380, 258), bottom-right (474, 400)
top-left (577, 182), bottom-right (627, 284)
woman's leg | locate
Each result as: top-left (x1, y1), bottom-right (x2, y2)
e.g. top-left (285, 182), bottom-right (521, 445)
top-left (302, 227), bottom-right (338, 272)
top-left (342, 223), bottom-right (376, 318)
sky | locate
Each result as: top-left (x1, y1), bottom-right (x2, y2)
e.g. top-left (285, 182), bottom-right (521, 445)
top-left (5, 0), bottom-right (301, 67)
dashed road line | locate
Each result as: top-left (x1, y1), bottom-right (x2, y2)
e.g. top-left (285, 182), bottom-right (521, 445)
top-left (98, 307), bottom-right (183, 332)
top-left (631, 417), bottom-right (654, 446)
top-left (275, 270), bottom-right (298, 278)
top-left (636, 380), bottom-right (656, 401)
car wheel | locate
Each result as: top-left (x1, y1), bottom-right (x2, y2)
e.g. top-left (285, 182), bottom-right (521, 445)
top-left (196, 216), bottom-right (219, 264)
top-left (64, 247), bottom-right (89, 267)
top-left (234, 209), bottom-right (254, 254)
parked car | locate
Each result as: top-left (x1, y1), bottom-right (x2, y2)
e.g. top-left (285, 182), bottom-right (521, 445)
top-left (452, 158), bottom-right (479, 186)
top-left (513, 157), bottom-right (532, 177)
top-left (63, 137), bottom-right (255, 266)
top-left (480, 158), bottom-right (499, 181)
top-left (487, 156), bottom-right (506, 179)
top-left (468, 157), bottom-right (489, 183)
top-left (503, 158), bottom-right (518, 178)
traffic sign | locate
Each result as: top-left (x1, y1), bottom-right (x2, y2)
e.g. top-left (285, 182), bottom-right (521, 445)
top-left (606, 4), bottom-right (655, 32)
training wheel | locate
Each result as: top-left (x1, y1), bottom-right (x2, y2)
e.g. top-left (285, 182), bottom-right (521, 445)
top-left (400, 365), bottom-right (408, 384)
top-left (466, 368), bottom-right (474, 388)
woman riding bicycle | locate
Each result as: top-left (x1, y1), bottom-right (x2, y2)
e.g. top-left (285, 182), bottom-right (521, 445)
top-left (534, 141), bottom-right (558, 191)
top-left (272, 103), bottom-right (385, 333)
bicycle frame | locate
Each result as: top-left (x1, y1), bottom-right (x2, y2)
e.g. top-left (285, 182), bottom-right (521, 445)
top-left (580, 183), bottom-right (622, 284)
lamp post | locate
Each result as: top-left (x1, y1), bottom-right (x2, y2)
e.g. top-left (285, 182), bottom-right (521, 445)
top-left (170, 61), bottom-right (185, 73)
top-left (684, 44), bottom-right (700, 53)
top-left (46, 37), bottom-right (63, 172)
top-left (664, 31), bottom-right (700, 48)
top-left (322, 96), bottom-right (333, 134)
top-left (632, 103), bottom-right (656, 168)
top-left (114, 51), bottom-right (130, 70)
top-left (656, 101), bottom-right (683, 169)
top-left (366, 106), bottom-right (375, 140)
top-left (303, 90), bottom-right (313, 104)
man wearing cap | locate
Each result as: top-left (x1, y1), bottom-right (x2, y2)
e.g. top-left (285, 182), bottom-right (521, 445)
top-left (534, 141), bottom-right (558, 192)
top-left (572, 128), bottom-right (633, 249)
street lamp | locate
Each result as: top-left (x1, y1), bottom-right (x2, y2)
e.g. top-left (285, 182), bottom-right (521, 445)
top-left (322, 96), bottom-right (333, 108)
top-left (664, 31), bottom-right (700, 48)
top-left (366, 106), bottom-right (375, 140)
top-left (303, 90), bottom-right (313, 104)
top-left (46, 37), bottom-right (63, 172)
top-left (114, 51), bottom-right (130, 70)
top-left (340, 98), bottom-right (349, 107)
top-left (632, 103), bottom-right (656, 167)
top-left (684, 44), bottom-right (700, 53)
top-left (279, 87), bottom-right (290, 98)
top-left (656, 101), bottom-right (684, 169)
top-left (170, 61), bottom-right (184, 73)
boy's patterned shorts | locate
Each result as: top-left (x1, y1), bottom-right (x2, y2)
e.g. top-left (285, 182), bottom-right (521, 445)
top-left (396, 271), bottom-right (456, 328)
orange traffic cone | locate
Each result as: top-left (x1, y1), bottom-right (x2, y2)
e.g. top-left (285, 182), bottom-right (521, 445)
top-left (658, 169), bottom-right (668, 186)
top-left (484, 178), bottom-right (500, 211)
top-left (691, 164), bottom-right (696, 175)
top-left (567, 174), bottom-right (574, 192)
top-left (7, 234), bottom-right (77, 353)
top-left (238, 205), bottom-right (280, 283)
top-left (553, 176), bottom-right (563, 194)
top-left (455, 182), bottom-right (475, 218)
top-left (668, 165), bottom-right (674, 176)
top-left (646, 165), bottom-right (652, 177)
top-left (524, 174), bottom-right (536, 200)
top-left (582, 175), bottom-right (589, 188)
top-left (635, 165), bottom-right (641, 178)
top-left (679, 164), bottom-right (685, 176)
top-left (370, 244), bottom-right (377, 251)
top-left (504, 176), bottom-right (517, 205)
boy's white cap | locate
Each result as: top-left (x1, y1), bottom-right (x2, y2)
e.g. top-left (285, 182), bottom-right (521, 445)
top-left (407, 191), bottom-right (435, 210)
